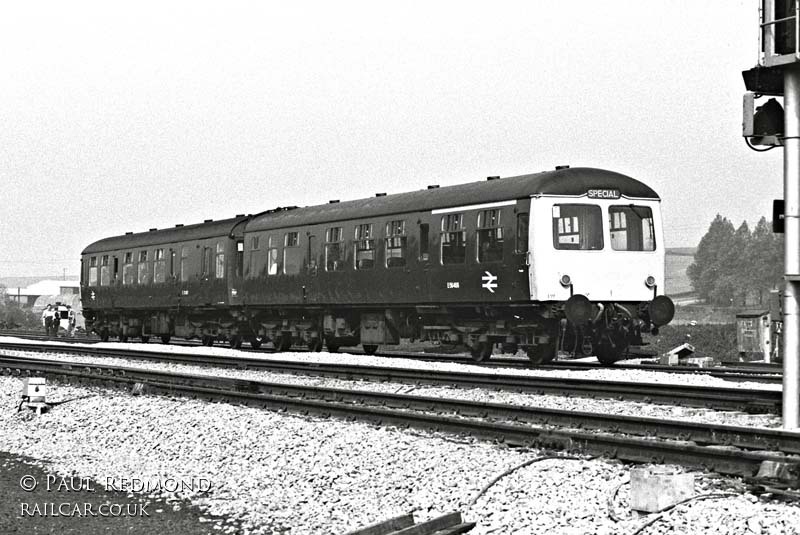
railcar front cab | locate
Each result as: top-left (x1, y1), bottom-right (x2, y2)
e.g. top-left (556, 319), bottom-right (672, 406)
top-left (529, 187), bottom-right (674, 364)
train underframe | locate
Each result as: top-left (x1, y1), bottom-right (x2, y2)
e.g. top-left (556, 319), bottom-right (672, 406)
top-left (83, 294), bottom-right (673, 365)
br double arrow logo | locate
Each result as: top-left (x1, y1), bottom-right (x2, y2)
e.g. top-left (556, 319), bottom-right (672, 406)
top-left (481, 271), bottom-right (498, 293)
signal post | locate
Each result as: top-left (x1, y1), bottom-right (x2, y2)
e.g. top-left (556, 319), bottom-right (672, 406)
top-left (742, 1), bottom-right (800, 429)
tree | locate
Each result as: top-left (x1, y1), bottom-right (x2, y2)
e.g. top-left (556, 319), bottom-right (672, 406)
top-left (688, 214), bottom-right (735, 303)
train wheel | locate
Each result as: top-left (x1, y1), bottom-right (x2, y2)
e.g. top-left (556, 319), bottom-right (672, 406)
top-left (595, 341), bottom-right (625, 365)
top-left (141, 336), bottom-right (150, 343)
top-left (326, 342), bottom-right (340, 353)
top-left (120, 335), bottom-right (128, 343)
top-left (309, 338), bottom-right (323, 352)
top-left (526, 344), bottom-right (555, 365)
top-left (160, 335), bottom-right (171, 344)
top-left (248, 336), bottom-right (263, 349)
top-left (202, 335), bottom-right (214, 347)
top-left (280, 336), bottom-right (293, 351)
top-left (100, 330), bottom-right (109, 343)
top-left (363, 344), bottom-right (378, 355)
top-left (470, 342), bottom-right (492, 362)
top-left (229, 335), bottom-right (243, 349)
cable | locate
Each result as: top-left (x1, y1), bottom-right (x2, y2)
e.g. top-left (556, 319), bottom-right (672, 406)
top-left (468, 454), bottom-right (587, 507)
top-left (607, 475), bottom-right (631, 522)
top-left (627, 492), bottom-right (739, 535)
top-left (745, 137), bottom-right (779, 152)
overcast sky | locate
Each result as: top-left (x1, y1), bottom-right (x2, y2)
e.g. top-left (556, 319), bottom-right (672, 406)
top-left (0, 0), bottom-right (781, 278)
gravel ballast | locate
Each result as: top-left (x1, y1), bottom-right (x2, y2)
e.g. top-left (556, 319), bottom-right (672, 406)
top-left (0, 345), bottom-right (784, 429)
top-left (1, 376), bottom-right (798, 534)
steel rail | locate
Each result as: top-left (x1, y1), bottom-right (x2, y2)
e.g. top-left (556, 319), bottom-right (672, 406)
top-left (1, 354), bottom-right (796, 478)
top-left (0, 334), bottom-right (783, 383)
top-left (0, 342), bottom-right (782, 413)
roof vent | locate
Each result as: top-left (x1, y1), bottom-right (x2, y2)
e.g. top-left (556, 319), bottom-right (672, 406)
top-left (487, 176), bottom-right (500, 181)
top-left (204, 219), bottom-right (213, 223)
top-left (175, 224), bottom-right (184, 228)
top-left (375, 193), bottom-right (386, 197)
top-left (427, 185), bottom-right (439, 189)
top-left (555, 165), bottom-right (570, 170)
top-left (149, 228), bottom-right (157, 232)
top-left (125, 231), bottom-right (133, 235)
top-left (329, 200), bottom-right (339, 204)
top-left (235, 214), bottom-right (244, 217)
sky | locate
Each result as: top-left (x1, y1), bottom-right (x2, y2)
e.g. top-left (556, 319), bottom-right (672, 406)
top-left (0, 0), bottom-right (782, 278)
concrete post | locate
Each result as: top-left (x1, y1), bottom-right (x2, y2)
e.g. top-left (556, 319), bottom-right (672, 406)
top-left (783, 64), bottom-right (800, 430)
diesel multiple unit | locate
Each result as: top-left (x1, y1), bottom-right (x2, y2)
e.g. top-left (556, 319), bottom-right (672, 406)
top-left (80, 167), bottom-right (675, 364)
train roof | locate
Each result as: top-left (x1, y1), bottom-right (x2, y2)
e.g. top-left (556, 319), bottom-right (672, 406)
top-left (246, 167), bottom-right (659, 232)
top-left (81, 216), bottom-right (248, 255)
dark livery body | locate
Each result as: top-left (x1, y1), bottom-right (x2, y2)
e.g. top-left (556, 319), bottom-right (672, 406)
top-left (81, 167), bottom-right (675, 363)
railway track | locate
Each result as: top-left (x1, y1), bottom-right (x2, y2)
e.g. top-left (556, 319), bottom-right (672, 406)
top-left (0, 341), bottom-right (783, 413)
top-left (1, 353), bottom-right (796, 478)
top-left (0, 332), bottom-right (783, 384)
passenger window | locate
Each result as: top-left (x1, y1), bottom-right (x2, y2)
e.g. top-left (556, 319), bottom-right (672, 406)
top-left (609, 205), bottom-right (656, 251)
top-left (88, 257), bottom-right (98, 286)
top-left (154, 249), bottom-right (166, 283)
top-left (100, 255), bottom-right (110, 286)
top-left (202, 247), bottom-right (212, 278)
top-left (325, 227), bottom-right (345, 271)
top-left (419, 224), bottom-right (429, 261)
top-left (215, 242), bottom-right (225, 279)
top-left (441, 214), bottom-right (466, 264)
top-left (552, 204), bottom-right (603, 250)
top-left (235, 241), bottom-right (244, 277)
top-left (138, 250), bottom-right (150, 284)
top-left (385, 220), bottom-right (407, 268)
top-left (354, 224), bottom-right (375, 270)
top-left (516, 213), bottom-right (529, 253)
top-left (122, 252), bottom-right (134, 285)
top-left (169, 250), bottom-right (176, 279)
top-left (477, 209), bottom-right (503, 262)
top-left (267, 236), bottom-right (280, 276)
top-left (283, 232), bottom-right (301, 275)
top-left (180, 247), bottom-right (189, 282)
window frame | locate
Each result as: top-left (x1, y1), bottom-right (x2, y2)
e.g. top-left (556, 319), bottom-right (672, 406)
top-left (551, 203), bottom-right (604, 251)
top-left (476, 209), bottom-right (504, 263)
top-left (440, 213), bottom-right (466, 265)
top-left (384, 220), bottom-right (407, 268)
top-left (354, 223), bottom-right (375, 270)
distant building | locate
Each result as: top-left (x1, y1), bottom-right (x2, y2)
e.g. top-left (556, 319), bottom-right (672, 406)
top-left (6, 280), bottom-right (80, 308)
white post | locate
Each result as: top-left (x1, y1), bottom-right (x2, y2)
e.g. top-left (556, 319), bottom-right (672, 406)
top-left (783, 63), bottom-right (800, 429)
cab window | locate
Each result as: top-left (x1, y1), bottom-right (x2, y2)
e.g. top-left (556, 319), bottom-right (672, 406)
top-left (552, 204), bottom-right (603, 250)
top-left (267, 236), bottom-right (280, 276)
top-left (609, 205), bottom-right (656, 251)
